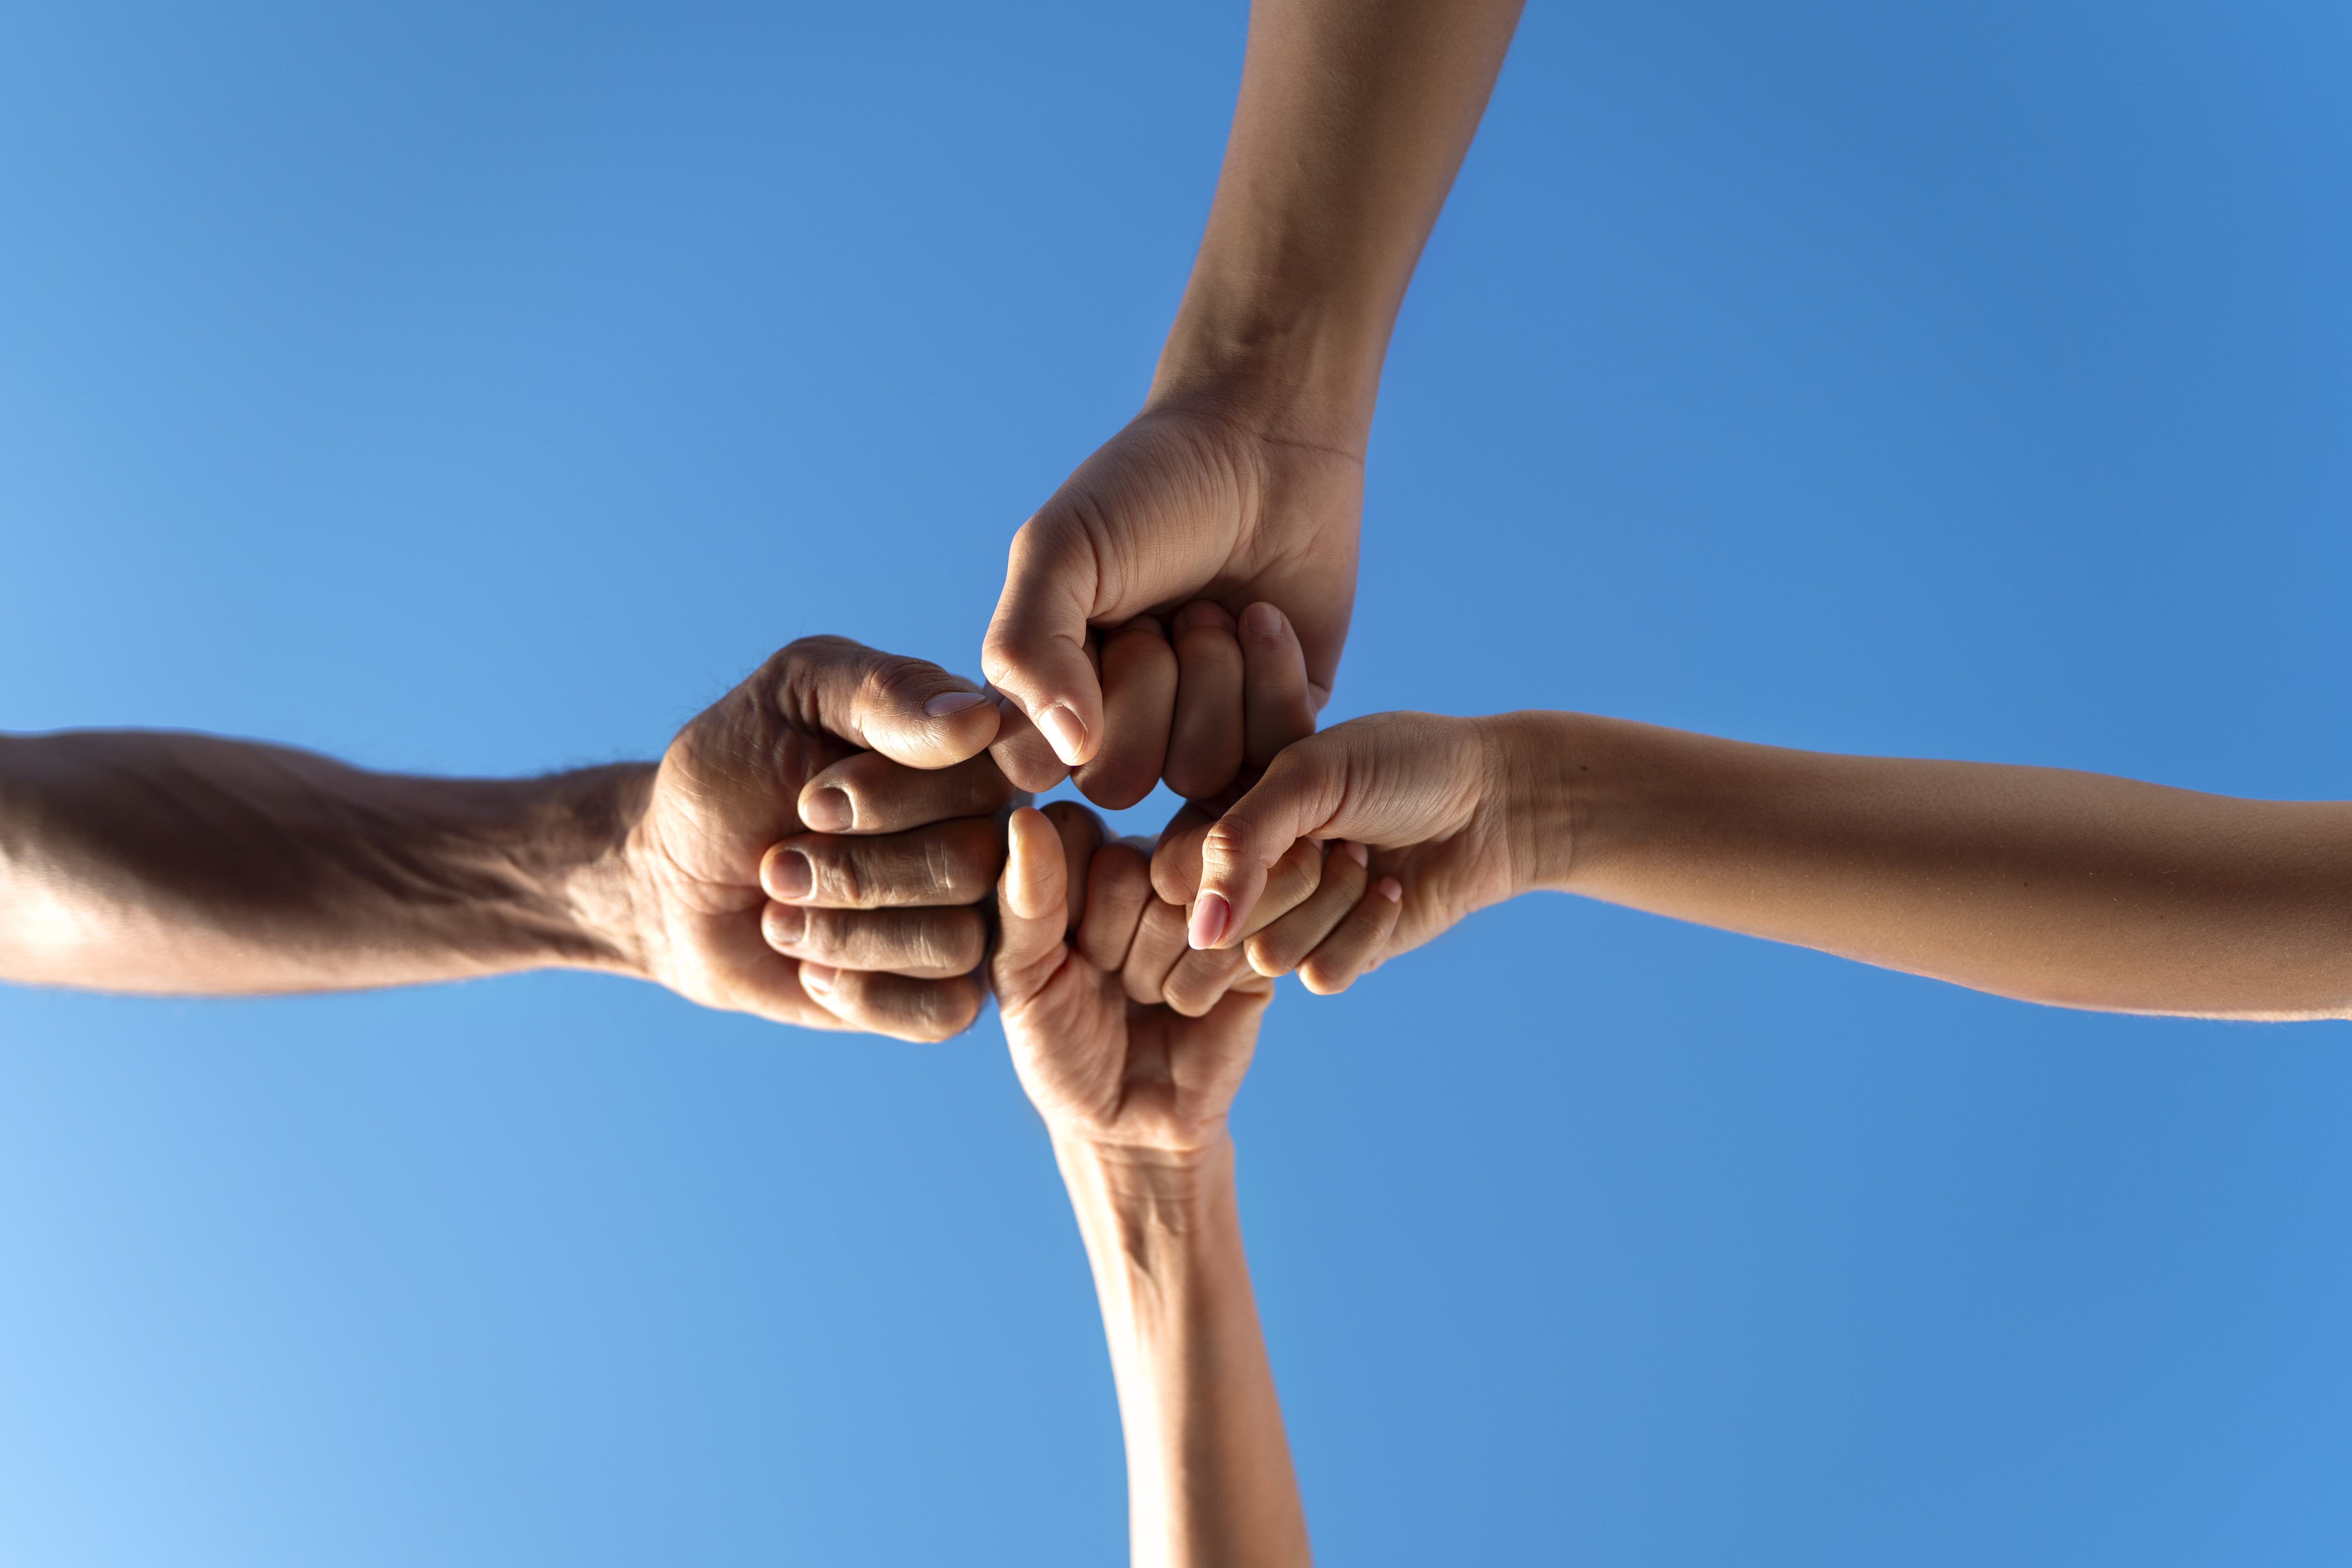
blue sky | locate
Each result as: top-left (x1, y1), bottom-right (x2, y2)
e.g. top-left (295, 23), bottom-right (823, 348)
top-left (4, 2), bottom-right (2351, 1562)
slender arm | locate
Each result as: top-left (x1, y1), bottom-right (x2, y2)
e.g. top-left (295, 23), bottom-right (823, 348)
top-left (0, 730), bottom-right (648, 995)
top-left (1053, 1135), bottom-right (1312, 1568)
top-left (1157, 0), bottom-right (1528, 443)
top-left (1508, 712), bottom-right (2352, 1020)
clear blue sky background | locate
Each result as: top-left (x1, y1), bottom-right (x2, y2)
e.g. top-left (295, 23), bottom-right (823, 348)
top-left (4, 2), bottom-right (2350, 1562)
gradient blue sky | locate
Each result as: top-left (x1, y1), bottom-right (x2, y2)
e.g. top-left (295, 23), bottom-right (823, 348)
top-left (5, 2), bottom-right (2352, 1563)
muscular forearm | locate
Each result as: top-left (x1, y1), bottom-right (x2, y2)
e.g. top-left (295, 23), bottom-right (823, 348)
top-left (1154, 0), bottom-right (1523, 441)
top-left (1501, 712), bottom-right (2352, 1020)
top-left (0, 731), bottom-right (651, 995)
top-left (1052, 1133), bottom-right (1311, 1568)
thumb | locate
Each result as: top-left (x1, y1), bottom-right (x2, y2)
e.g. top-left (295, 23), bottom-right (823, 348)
top-left (982, 518), bottom-right (1106, 769)
top-left (993, 806), bottom-right (1073, 1008)
top-left (773, 635), bottom-right (1002, 769)
top-left (1187, 736), bottom-right (1354, 950)
top-left (1190, 713), bottom-right (1478, 949)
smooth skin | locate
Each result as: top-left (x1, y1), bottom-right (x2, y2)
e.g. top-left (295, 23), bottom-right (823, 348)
top-left (983, 0), bottom-right (1525, 794)
top-left (996, 803), bottom-right (1312, 1568)
top-left (0, 637), bottom-right (1022, 1040)
top-left (1168, 710), bottom-right (2352, 1020)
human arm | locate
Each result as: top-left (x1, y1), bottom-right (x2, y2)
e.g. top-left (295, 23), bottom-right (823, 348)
top-left (0, 637), bottom-right (1021, 1039)
top-left (995, 805), bottom-right (1310, 1566)
top-left (1172, 710), bottom-right (2352, 1020)
top-left (983, 0), bottom-right (1525, 793)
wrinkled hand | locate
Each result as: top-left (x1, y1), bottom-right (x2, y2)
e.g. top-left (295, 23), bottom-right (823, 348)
top-left (995, 803), bottom-right (1270, 1155)
top-left (623, 636), bottom-right (1019, 1040)
top-left (982, 405), bottom-right (1361, 802)
top-left (1155, 712), bottom-right (1530, 994)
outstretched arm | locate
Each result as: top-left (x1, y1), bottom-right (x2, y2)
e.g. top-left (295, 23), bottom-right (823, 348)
top-left (2, 638), bottom-right (1022, 1039)
top-left (0, 730), bottom-right (647, 995)
top-left (984, 0), bottom-right (1524, 796)
top-left (997, 807), bottom-right (1310, 1566)
top-left (1171, 711), bottom-right (2352, 1021)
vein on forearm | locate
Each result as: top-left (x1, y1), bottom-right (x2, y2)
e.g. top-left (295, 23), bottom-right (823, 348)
top-left (1052, 1133), bottom-right (1311, 1568)
top-left (0, 731), bottom-right (651, 994)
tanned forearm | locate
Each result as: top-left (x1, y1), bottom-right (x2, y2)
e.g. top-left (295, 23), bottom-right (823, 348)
top-left (1499, 712), bottom-right (2352, 1020)
top-left (0, 731), bottom-right (652, 995)
top-left (1053, 1133), bottom-right (1312, 1568)
top-left (1153, 0), bottom-right (1524, 443)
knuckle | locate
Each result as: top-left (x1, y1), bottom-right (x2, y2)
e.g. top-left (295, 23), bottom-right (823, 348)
top-left (780, 633), bottom-right (861, 663)
top-left (822, 847), bottom-right (869, 907)
top-left (1200, 819), bottom-right (1248, 873)
top-left (789, 907), bottom-right (838, 958)
top-left (865, 652), bottom-right (941, 707)
top-left (919, 911), bottom-right (984, 975)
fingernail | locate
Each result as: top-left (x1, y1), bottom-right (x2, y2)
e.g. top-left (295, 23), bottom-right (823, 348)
top-left (1341, 841), bottom-right (1369, 868)
top-left (1036, 704), bottom-right (1088, 764)
top-left (799, 962), bottom-right (837, 996)
top-left (1188, 892), bottom-right (1230, 950)
top-left (925, 690), bottom-right (989, 718)
top-left (801, 788), bottom-right (853, 833)
top-left (768, 848), bottom-right (814, 901)
top-left (767, 905), bottom-right (807, 946)
top-left (1375, 877), bottom-right (1402, 903)
top-left (1241, 602), bottom-right (1283, 638)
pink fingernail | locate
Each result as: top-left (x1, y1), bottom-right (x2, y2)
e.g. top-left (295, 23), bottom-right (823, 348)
top-left (799, 962), bottom-right (838, 997)
top-left (1375, 877), bottom-right (1402, 903)
top-left (766, 905), bottom-right (807, 946)
top-left (1188, 893), bottom-right (1230, 950)
top-left (1341, 841), bottom-right (1369, 868)
top-left (1241, 602), bottom-right (1283, 638)
top-left (925, 690), bottom-right (989, 718)
top-left (1037, 704), bottom-right (1088, 764)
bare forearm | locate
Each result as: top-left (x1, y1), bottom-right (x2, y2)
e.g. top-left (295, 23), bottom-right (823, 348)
top-left (0, 731), bottom-right (652, 995)
top-left (1154, 0), bottom-right (1523, 441)
top-left (1052, 1133), bottom-right (1310, 1568)
top-left (1501, 712), bottom-right (2352, 1019)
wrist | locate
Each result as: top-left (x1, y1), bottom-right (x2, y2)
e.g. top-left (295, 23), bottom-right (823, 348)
top-left (1052, 1130), bottom-right (1234, 1232)
top-left (1148, 293), bottom-right (1384, 455)
top-left (542, 762), bottom-right (660, 981)
top-left (1477, 711), bottom-right (1589, 897)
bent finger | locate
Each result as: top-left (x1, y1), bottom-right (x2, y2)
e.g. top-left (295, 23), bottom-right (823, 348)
top-left (761, 903), bottom-right (988, 980)
top-left (1161, 944), bottom-right (1256, 1018)
top-left (763, 817), bottom-right (1004, 910)
top-left (1078, 842), bottom-right (1153, 972)
top-left (1074, 617), bottom-right (1178, 810)
top-left (798, 750), bottom-right (1021, 835)
top-left (797, 963), bottom-right (987, 1042)
top-left (1245, 841), bottom-right (1368, 978)
top-left (1121, 895), bottom-right (1191, 1006)
top-left (1239, 602), bottom-right (1317, 769)
top-left (1164, 601), bottom-right (1245, 800)
top-left (1297, 876), bottom-right (1405, 995)
top-left (1229, 836), bottom-right (1327, 939)
top-left (1040, 800), bottom-right (1104, 936)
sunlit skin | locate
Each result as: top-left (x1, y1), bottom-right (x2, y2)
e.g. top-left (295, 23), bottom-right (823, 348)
top-left (982, 0), bottom-right (1526, 794)
top-left (1164, 710), bottom-right (2352, 1022)
top-left (996, 803), bottom-right (1312, 1568)
top-left (0, 637), bottom-right (1024, 1041)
